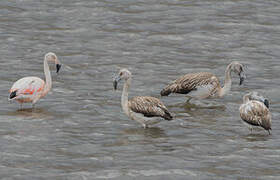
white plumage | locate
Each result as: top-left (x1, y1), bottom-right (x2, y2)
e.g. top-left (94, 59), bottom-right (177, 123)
top-left (9, 52), bottom-right (62, 108)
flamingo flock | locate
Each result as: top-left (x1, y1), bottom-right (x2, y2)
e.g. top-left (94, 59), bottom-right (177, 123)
top-left (8, 54), bottom-right (272, 135)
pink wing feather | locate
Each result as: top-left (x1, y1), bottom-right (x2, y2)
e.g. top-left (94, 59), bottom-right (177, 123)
top-left (10, 77), bottom-right (45, 96)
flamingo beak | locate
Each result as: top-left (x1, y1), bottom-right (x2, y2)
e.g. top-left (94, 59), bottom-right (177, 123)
top-left (264, 99), bottom-right (269, 109)
top-left (56, 64), bottom-right (62, 73)
top-left (239, 71), bottom-right (246, 85)
top-left (113, 76), bottom-right (121, 90)
top-left (9, 90), bottom-right (17, 99)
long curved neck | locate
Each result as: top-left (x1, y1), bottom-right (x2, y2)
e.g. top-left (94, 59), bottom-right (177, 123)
top-left (243, 94), bottom-right (250, 103)
top-left (121, 78), bottom-right (131, 116)
top-left (219, 66), bottom-right (232, 97)
top-left (43, 58), bottom-right (52, 94)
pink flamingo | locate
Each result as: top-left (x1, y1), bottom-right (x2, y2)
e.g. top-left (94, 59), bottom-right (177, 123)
top-left (9, 52), bottom-right (62, 108)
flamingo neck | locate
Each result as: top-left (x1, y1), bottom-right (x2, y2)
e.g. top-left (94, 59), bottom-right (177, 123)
top-left (219, 66), bottom-right (232, 97)
top-left (243, 94), bottom-right (250, 103)
top-left (43, 58), bottom-right (52, 95)
top-left (121, 78), bottom-right (131, 116)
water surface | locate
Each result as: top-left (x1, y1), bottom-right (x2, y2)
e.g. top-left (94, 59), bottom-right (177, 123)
top-left (0, 0), bottom-right (280, 179)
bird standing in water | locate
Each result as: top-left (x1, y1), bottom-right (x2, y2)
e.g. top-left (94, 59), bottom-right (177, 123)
top-left (113, 68), bottom-right (173, 128)
top-left (160, 61), bottom-right (246, 102)
top-left (9, 52), bottom-right (62, 109)
top-left (239, 92), bottom-right (271, 134)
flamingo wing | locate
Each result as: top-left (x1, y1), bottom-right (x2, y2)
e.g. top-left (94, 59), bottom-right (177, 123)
top-left (161, 72), bottom-right (220, 97)
top-left (10, 77), bottom-right (45, 99)
top-left (128, 96), bottom-right (173, 120)
top-left (240, 101), bottom-right (271, 131)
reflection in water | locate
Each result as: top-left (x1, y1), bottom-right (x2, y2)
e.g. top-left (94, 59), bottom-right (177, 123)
top-left (183, 102), bottom-right (226, 111)
top-left (169, 101), bottom-right (226, 110)
top-left (169, 102), bottom-right (226, 120)
top-left (5, 108), bottom-right (56, 119)
top-left (241, 133), bottom-right (271, 142)
top-left (103, 127), bottom-right (167, 147)
top-left (122, 127), bottom-right (167, 139)
top-left (105, 127), bottom-right (175, 153)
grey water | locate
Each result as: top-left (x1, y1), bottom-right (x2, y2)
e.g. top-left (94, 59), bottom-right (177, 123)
top-left (0, 0), bottom-right (280, 179)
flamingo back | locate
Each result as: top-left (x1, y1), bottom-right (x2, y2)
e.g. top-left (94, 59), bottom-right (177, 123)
top-left (239, 100), bottom-right (271, 131)
top-left (10, 76), bottom-right (45, 102)
top-left (161, 72), bottom-right (220, 98)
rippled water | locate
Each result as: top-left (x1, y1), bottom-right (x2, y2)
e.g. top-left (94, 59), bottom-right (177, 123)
top-left (1, 0), bottom-right (280, 179)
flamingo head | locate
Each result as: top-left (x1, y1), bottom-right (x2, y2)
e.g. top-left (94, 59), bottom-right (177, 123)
top-left (249, 91), bottom-right (269, 109)
top-left (229, 61), bottom-right (246, 85)
top-left (113, 68), bottom-right (132, 90)
top-left (45, 52), bottom-right (62, 73)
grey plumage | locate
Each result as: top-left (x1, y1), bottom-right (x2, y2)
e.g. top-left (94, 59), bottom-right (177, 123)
top-left (239, 92), bottom-right (271, 134)
top-left (128, 96), bottom-right (172, 120)
top-left (161, 72), bottom-right (219, 97)
top-left (161, 61), bottom-right (245, 100)
top-left (248, 91), bottom-right (269, 109)
top-left (114, 68), bottom-right (173, 128)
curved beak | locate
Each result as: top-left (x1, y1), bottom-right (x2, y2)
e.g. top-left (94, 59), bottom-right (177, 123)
top-left (113, 76), bottom-right (121, 90)
top-left (56, 64), bottom-right (62, 73)
top-left (239, 71), bottom-right (246, 85)
top-left (9, 90), bottom-right (17, 99)
top-left (264, 99), bottom-right (269, 109)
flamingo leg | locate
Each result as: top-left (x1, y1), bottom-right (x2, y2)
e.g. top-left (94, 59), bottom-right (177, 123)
top-left (186, 97), bottom-right (192, 103)
top-left (32, 94), bottom-right (41, 107)
top-left (249, 127), bottom-right (253, 133)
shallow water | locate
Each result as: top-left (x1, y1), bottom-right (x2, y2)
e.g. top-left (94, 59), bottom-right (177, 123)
top-left (1, 0), bottom-right (280, 179)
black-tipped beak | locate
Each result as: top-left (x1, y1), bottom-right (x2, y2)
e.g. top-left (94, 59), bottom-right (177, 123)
top-left (113, 80), bottom-right (118, 90)
top-left (239, 72), bottom-right (246, 85)
top-left (56, 64), bottom-right (62, 73)
top-left (264, 99), bottom-right (269, 109)
top-left (113, 76), bottom-right (121, 90)
top-left (10, 91), bottom-right (17, 99)
top-left (239, 77), bottom-right (244, 85)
